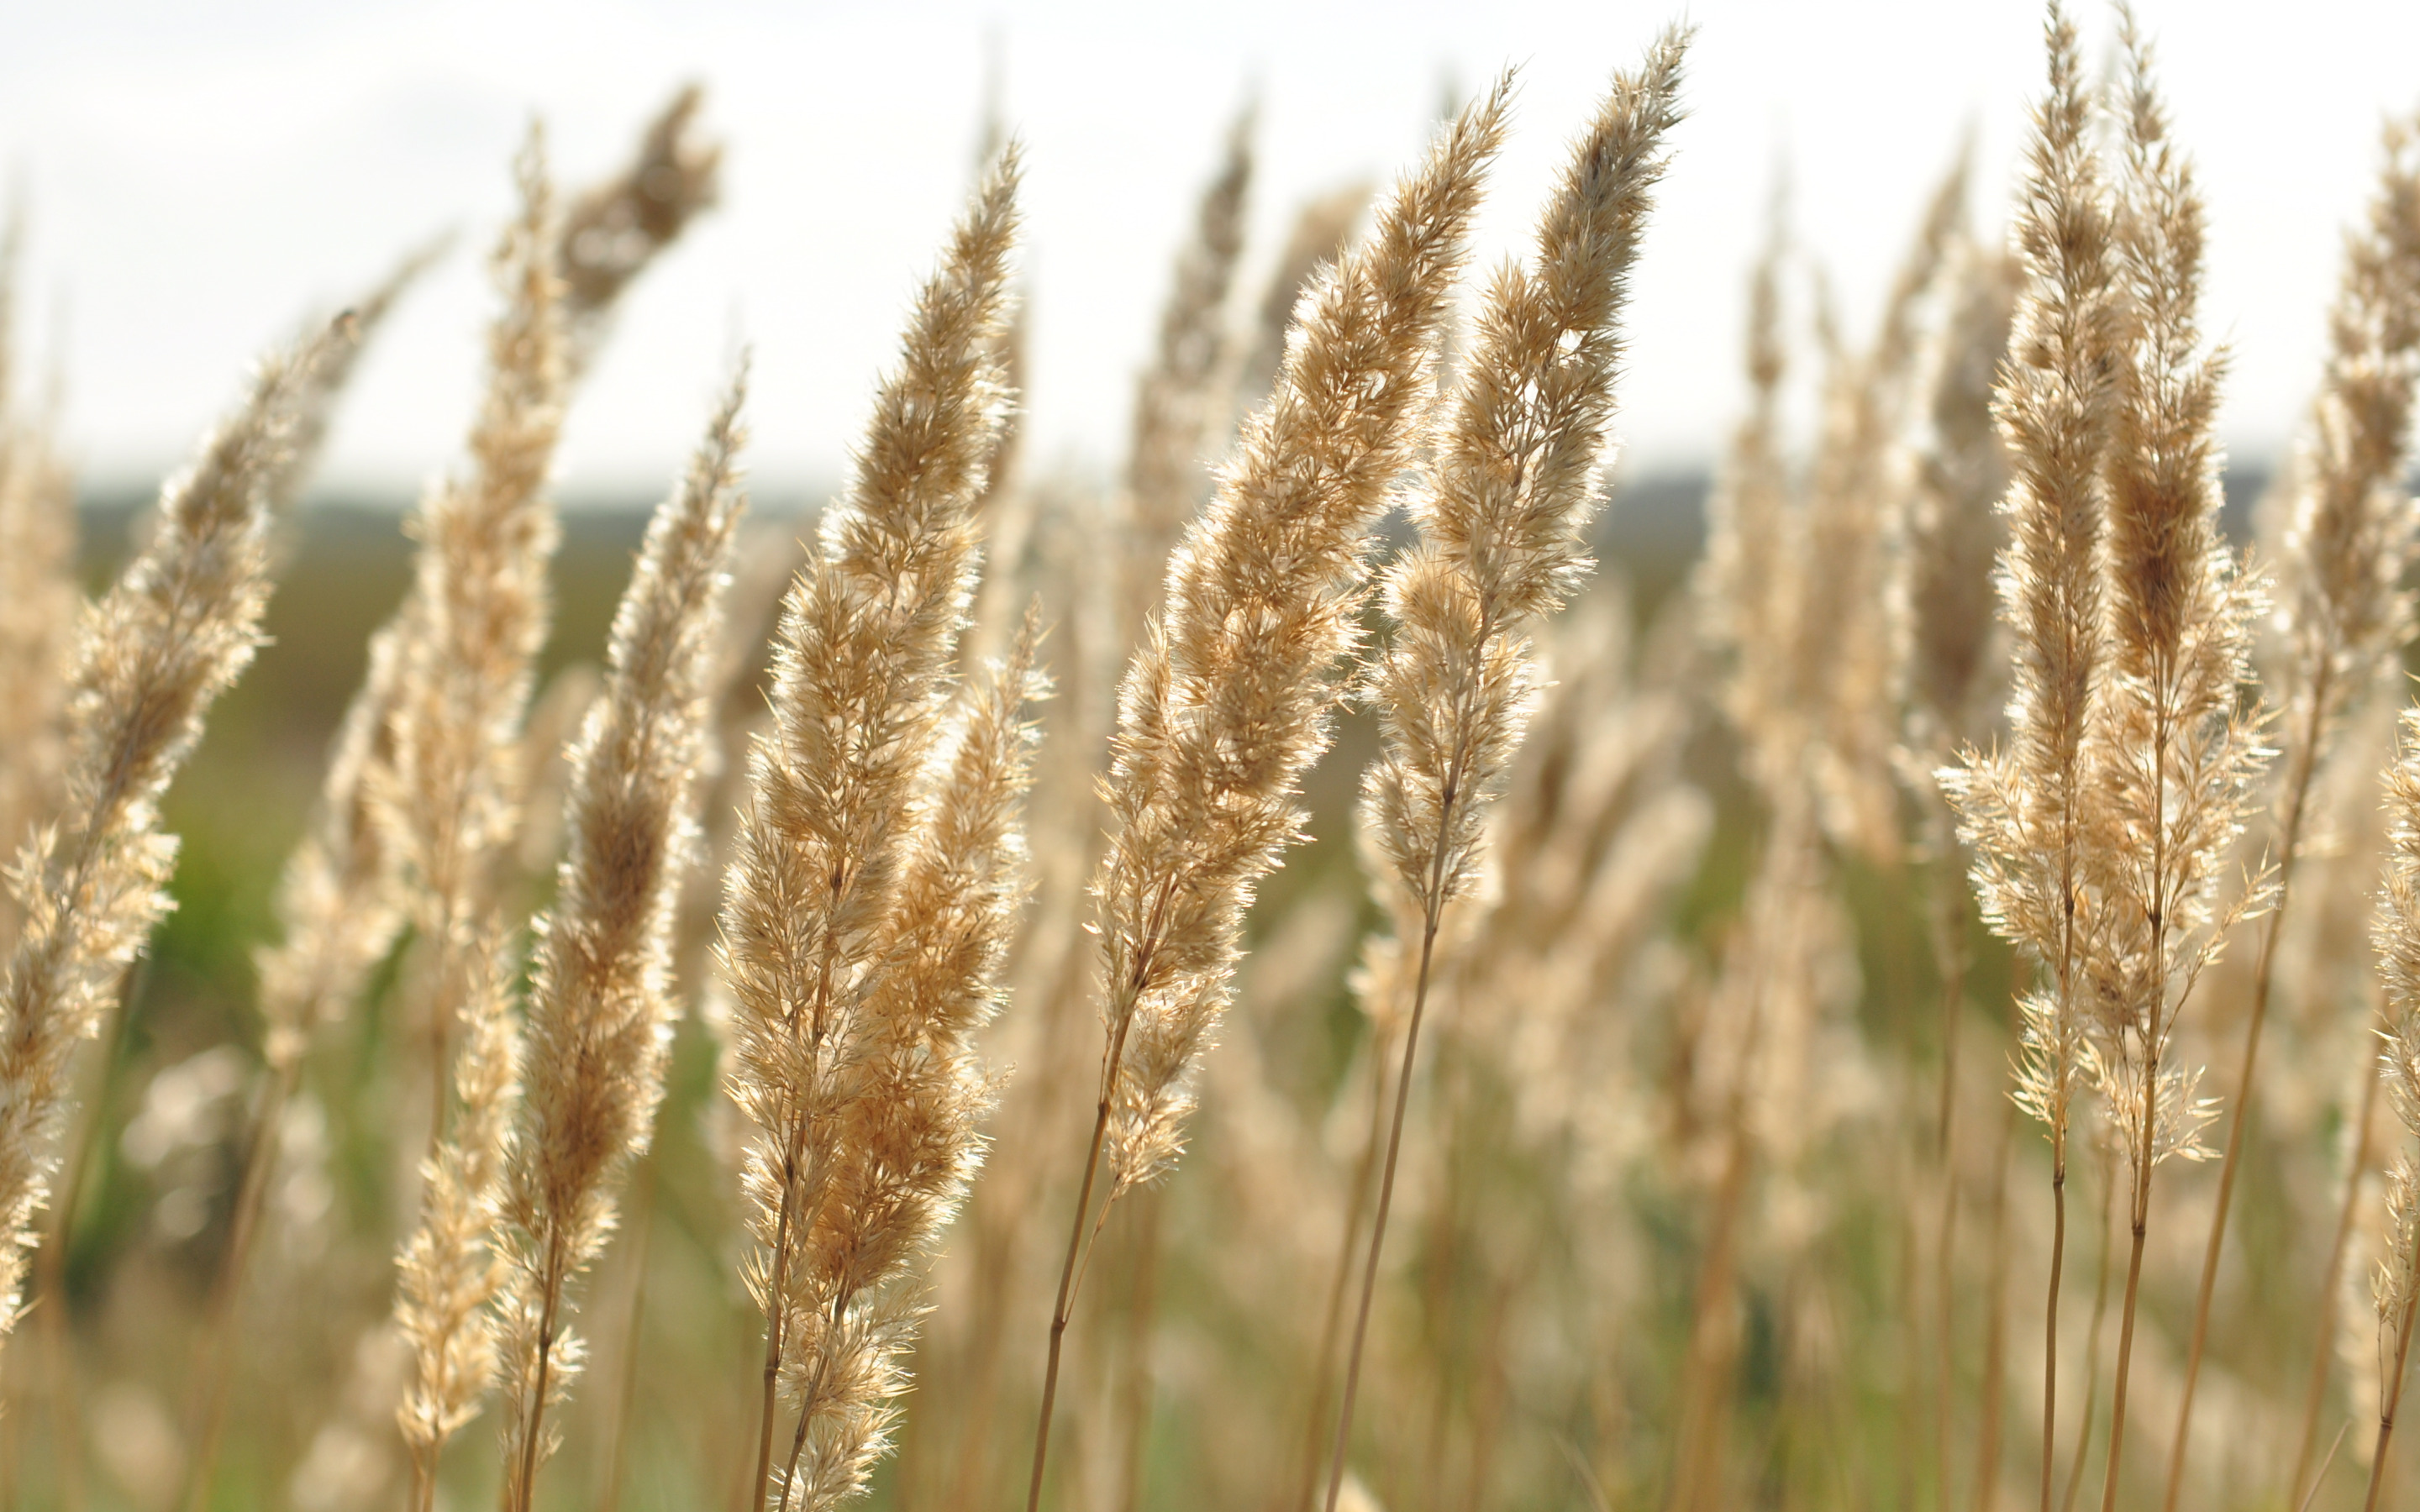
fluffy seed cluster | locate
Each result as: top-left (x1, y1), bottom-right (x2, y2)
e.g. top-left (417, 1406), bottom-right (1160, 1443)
top-left (717, 150), bottom-right (1036, 1512)
top-left (0, 326), bottom-right (334, 1346)
top-left (2080, 27), bottom-right (2270, 1177)
top-left (1942, 5), bottom-right (2125, 1165)
top-left (494, 376), bottom-right (749, 1508)
top-left (1093, 81), bottom-right (1511, 1197)
top-left (1365, 31), bottom-right (1686, 928)
top-left (1120, 111), bottom-right (1254, 638)
top-left (386, 131), bottom-right (568, 1500)
top-left (555, 84), bottom-right (723, 376)
top-left (2373, 703), bottom-right (2420, 1450)
top-left (0, 213), bottom-right (76, 921)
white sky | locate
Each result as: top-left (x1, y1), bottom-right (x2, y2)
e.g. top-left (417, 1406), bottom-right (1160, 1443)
top-left (3, 0), bottom-right (2415, 500)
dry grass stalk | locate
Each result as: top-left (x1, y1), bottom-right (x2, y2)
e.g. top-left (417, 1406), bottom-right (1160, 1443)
top-left (2172, 104), bottom-right (2420, 1510)
top-left (1796, 153), bottom-right (1965, 862)
top-left (175, 246), bottom-right (445, 1512)
top-left (372, 128), bottom-right (567, 1140)
top-left (1119, 108), bottom-right (1254, 639)
top-left (716, 150), bottom-right (1024, 1512)
top-left (495, 374), bottom-right (750, 1512)
top-left (0, 321), bottom-right (339, 1357)
top-left (2368, 701), bottom-right (2420, 1509)
top-left (1902, 235), bottom-right (2018, 1512)
top-left (393, 924), bottom-right (523, 1509)
top-left (0, 205), bottom-right (77, 929)
top-left (1939, 13), bottom-right (2124, 1508)
top-left (2085, 26), bottom-right (2272, 1508)
top-left (380, 128), bottom-right (566, 1509)
top-left (1323, 34), bottom-right (1686, 1508)
top-left (1024, 77), bottom-right (1512, 1512)
top-left (183, 100), bottom-right (715, 1511)
top-left (555, 83), bottom-right (722, 377)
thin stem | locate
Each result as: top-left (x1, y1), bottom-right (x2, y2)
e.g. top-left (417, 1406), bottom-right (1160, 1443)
top-left (776, 1291), bottom-right (854, 1512)
top-left (2097, 1200), bottom-right (2151, 1512)
top-left (2165, 672), bottom-right (2330, 1512)
top-left (1026, 1020), bottom-right (1132, 1512)
top-left (2101, 682), bottom-right (2176, 1512)
top-left (2365, 1247), bottom-right (2420, 1512)
top-left (2298, 1047), bottom-right (2386, 1505)
top-left (1027, 878), bottom-right (1165, 1512)
top-left (2302, 1421), bottom-right (2351, 1512)
top-left (1114, 1187), bottom-right (1166, 1512)
top-left (1976, 1094), bottom-right (2017, 1512)
top-left (507, 1241), bottom-right (569, 1512)
top-left (751, 1149), bottom-right (802, 1512)
top-left (1283, 1026), bottom-right (1393, 1512)
top-left (2044, 1154), bottom-right (2070, 1512)
top-left (181, 1054), bottom-right (301, 1512)
top-left (1320, 902), bottom-right (1443, 1512)
top-left (29, 959), bottom-right (138, 1512)
top-left (2061, 1155), bottom-right (2118, 1512)
top-left (598, 1156), bottom-right (657, 1512)
top-left (1933, 830), bottom-right (1970, 1512)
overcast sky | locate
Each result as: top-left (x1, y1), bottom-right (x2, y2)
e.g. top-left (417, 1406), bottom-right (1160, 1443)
top-left (3, 0), bottom-right (2416, 501)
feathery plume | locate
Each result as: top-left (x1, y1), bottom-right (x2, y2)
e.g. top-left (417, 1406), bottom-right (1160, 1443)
top-left (0, 203), bottom-right (76, 907)
top-left (2366, 700), bottom-right (2420, 1510)
top-left (373, 127), bottom-right (566, 1132)
top-left (392, 927), bottom-right (523, 1508)
top-left (717, 150), bottom-right (1023, 1512)
top-left (1938, 10), bottom-right (2125, 1509)
top-left (1027, 78), bottom-right (1513, 1512)
top-left (768, 618), bottom-right (1044, 1511)
top-left (2168, 103), bottom-right (2420, 1507)
top-left (1794, 150), bottom-right (1965, 860)
top-left (1120, 108), bottom-right (1254, 638)
top-left (495, 374), bottom-right (749, 1512)
top-left (1904, 245), bottom-right (2021, 762)
top-left (380, 127), bottom-right (565, 1508)
top-left (1325, 36), bottom-right (1686, 1505)
top-left (556, 84), bottom-right (723, 377)
top-left (0, 325), bottom-right (334, 1355)
top-left (2085, 26), bottom-right (2273, 1508)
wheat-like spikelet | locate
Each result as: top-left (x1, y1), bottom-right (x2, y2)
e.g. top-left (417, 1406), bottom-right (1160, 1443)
top-left (0, 325), bottom-right (334, 1353)
top-left (1016, 81), bottom-right (1509, 1512)
top-left (493, 374), bottom-right (749, 1511)
top-left (2082, 25), bottom-right (2273, 1509)
top-left (717, 150), bottom-right (1021, 1512)
top-left (2279, 114), bottom-right (2420, 723)
top-left (1118, 109), bottom-right (1253, 638)
top-left (373, 128), bottom-right (566, 1131)
top-left (1938, 11), bottom-right (2124, 1509)
top-left (1896, 233), bottom-right (2018, 1512)
top-left (1699, 206), bottom-right (1791, 773)
top-left (1325, 38), bottom-right (1686, 1503)
top-left (2366, 700), bottom-right (2420, 1507)
top-left (2168, 104), bottom-right (2420, 1507)
top-left (556, 83), bottom-right (722, 377)
top-left (392, 923), bottom-right (523, 1509)
top-left (1091, 77), bottom-right (1507, 1213)
top-left (376, 129), bottom-right (565, 1510)
top-left (1793, 155), bottom-right (1965, 861)
top-left (0, 207), bottom-right (76, 907)
top-left (1904, 244), bottom-right (2020, 764)
top-left (772, 618), bottom-right (1044, 1511)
